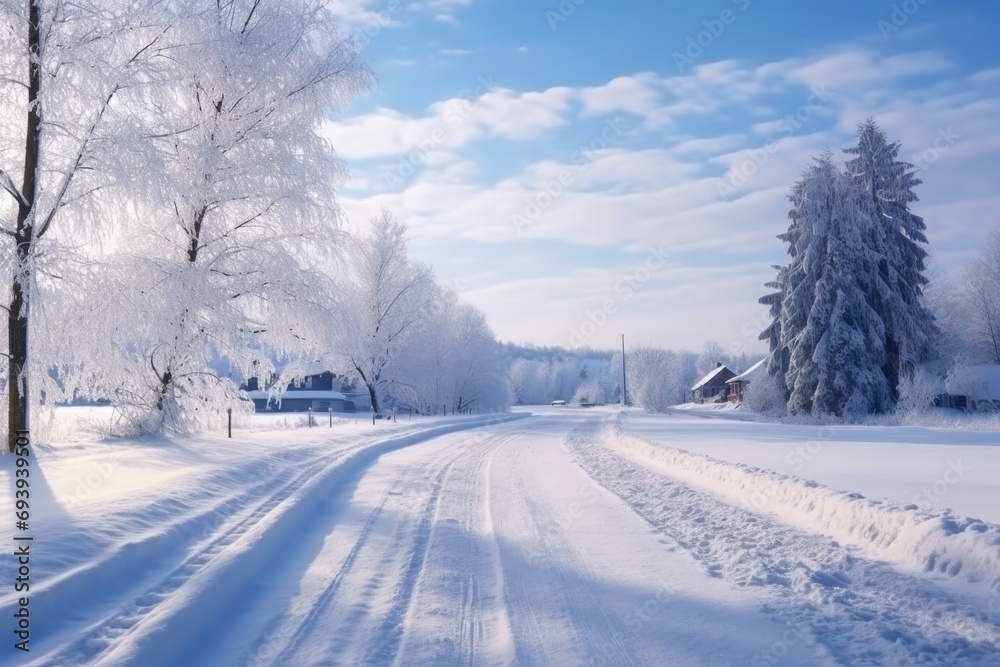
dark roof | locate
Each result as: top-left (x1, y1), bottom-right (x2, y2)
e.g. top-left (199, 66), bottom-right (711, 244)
top-left (690, 365), bottom-right (736, 390)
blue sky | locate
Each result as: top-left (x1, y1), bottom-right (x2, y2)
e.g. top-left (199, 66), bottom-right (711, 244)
top-left (324, 0), bottom-right (1000, 355)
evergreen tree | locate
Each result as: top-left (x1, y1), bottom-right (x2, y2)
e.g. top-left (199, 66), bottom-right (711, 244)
top-left (759, 121), bottom-right (937, 417)
top-left (808, 168), bottom-right (891, 417)
top-left (759, 151), bottom-right (839, 407)
top-left (758, 267), bottom-right (788, 389)
top-left (782, 152), bottom-right (837, 413)
top-left (843, 119), bottom-right (937, 399)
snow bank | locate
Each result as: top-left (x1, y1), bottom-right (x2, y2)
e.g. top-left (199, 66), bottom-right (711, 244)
top-left (671, 402), bottom-right (741, 412)
top-left (606, 416), bottom-right (1000, 588)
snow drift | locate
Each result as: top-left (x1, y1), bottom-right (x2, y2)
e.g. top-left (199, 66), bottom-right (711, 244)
top-left (608, 415), bottom-right (1000, 590)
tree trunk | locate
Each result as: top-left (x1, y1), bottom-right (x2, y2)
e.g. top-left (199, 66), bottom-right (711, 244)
top-left (155, 369), bottom-right (173, 412)
top-left (366, 381), bottom-right (380, 417)
top-left (7, 0), bottom-right (42, 453)
top-left (7, 278), bottom-right (29, 453)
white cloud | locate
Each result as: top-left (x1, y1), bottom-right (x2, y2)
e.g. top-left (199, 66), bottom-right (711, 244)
top-left (323, 0), bottom-right (402, 29)
top-left (785, 49), bottom-right (952, 91)
top-left (457, 261), bottom-right (774, 351)
top-left (578, 73), bottom-right (670, 127)
top-left (321, 84), bottom-right (573, 160)
top-left (329, 47), bottom-right (1000, 349)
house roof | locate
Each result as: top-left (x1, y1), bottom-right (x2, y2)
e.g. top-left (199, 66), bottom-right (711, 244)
top-left (726, 358), bottom-right (766, 384)
top-left (690, 365), bottom-right (735, 390)
top-left (244, 389), bottom-right (347, 401)
top-left (945, 365), bottom-right (1000, 400)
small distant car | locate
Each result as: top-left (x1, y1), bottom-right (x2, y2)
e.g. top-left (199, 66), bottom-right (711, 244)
top-left (551, 400), bottom-right (566, 406)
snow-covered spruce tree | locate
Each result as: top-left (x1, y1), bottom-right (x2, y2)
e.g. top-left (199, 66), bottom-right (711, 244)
top-left (84, 0), bottom-right (373, 433)
top-left (807, 167), bottom-right (892, 417)
top-left (760, 151), bottom-right (848, 411)
top-left (843, 118), bottom-right (937, 400)
top-left (335, 210), bottom-right (436, 417)
top-left (0, 0), bottom-right (170, 449)
top-left (765, 152), bottom-right (892, 417)
top-left (781, 151), bottom-right (838, 414)
top-left (758, 264), bottom-right (789, 394)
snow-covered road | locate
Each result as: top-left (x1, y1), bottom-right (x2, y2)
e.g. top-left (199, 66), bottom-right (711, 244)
top-left (3, 409), bottom-right (1000, 666)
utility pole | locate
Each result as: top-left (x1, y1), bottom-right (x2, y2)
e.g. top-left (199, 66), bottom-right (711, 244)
top-left (621, 334), bottom-right (627, 407)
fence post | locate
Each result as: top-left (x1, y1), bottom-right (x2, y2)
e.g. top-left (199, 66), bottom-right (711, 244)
top-left (227, 408), bottom-right (232, 438)
top-left (329, 407), bottom-right (332, 427)
top-left (308, 407), bottom-right (313, 427)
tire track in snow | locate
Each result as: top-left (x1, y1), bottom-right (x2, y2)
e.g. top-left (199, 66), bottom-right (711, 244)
top-left (456, 438), bottom-right (512, 667)
top-left (267, 433), bottom-right (488, 665)
top-left (30, 414), bottom-right (527, 667)
top-left (270, 443), bottom-right (470, 667)
top-left (32, 454), bottom-right (334, 666)
top-left (491, 426), bottom-right (639, 667)
top-left (257, 471), bottom-right (398, 664)
top-left (572, 418), bottom-right (1000, 666)
top-left (9, 447), bottom-right (322, 659)
top-left (361, 458), bottom-right (459, 664)
top-left (391, 432), bottom-right (518, 667)
top-left (248, 423), bottom-right (523, 666)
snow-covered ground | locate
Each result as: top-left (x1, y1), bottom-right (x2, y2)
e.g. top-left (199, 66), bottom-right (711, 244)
top-left (1, 406), bottom-right (999, 665)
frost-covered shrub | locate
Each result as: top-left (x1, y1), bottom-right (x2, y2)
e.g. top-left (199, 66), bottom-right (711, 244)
top-left (896, 364), bottom-right (945, 415)
top-left (743, 371), bottom-right (787, 416)
top-left (571, 379), bottom-right (606, 405)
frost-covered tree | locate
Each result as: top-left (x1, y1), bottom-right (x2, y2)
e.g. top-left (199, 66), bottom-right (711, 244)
top-left (389, 288), bottom-right (509, 414)
top-left (696, 340), bottom-right (729, 376)
top-left (336, 210), bottom-right (436, 416)
top-left (807, 168), bottom-right (891, 417)
top-left (442, 304), bottom-right (508, 412)
top-left (0, 0), bottom-right (170, 449)
top-left (843, 118), bottom-right (937, 398)
top-left (781, 152), bottom-right (838, 413)
top-left (77, 0), bottom-right (373, 432)
top-left (774, 155), bottom-right (891, 417)
top-left (921, 269), bottom-right (971, 367)
top-left (759, 122), bottom-right (937, 417)
top-left (386, 284), bottom-right (452, 414)
top-left (759, 152), bottom-right (843, 405)
top-left (504, 354), bottom-right (599, 406)
top-left (758, 264), bottom-right (789, 393)
top-left (742, 370), bottom-right (786, 415)
top-left (507, 358), bottom-right (556, 405)
top-left (959, 227), bottom-right (1000, 364)
top-left (616, 346), bottom-right (687, 412)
